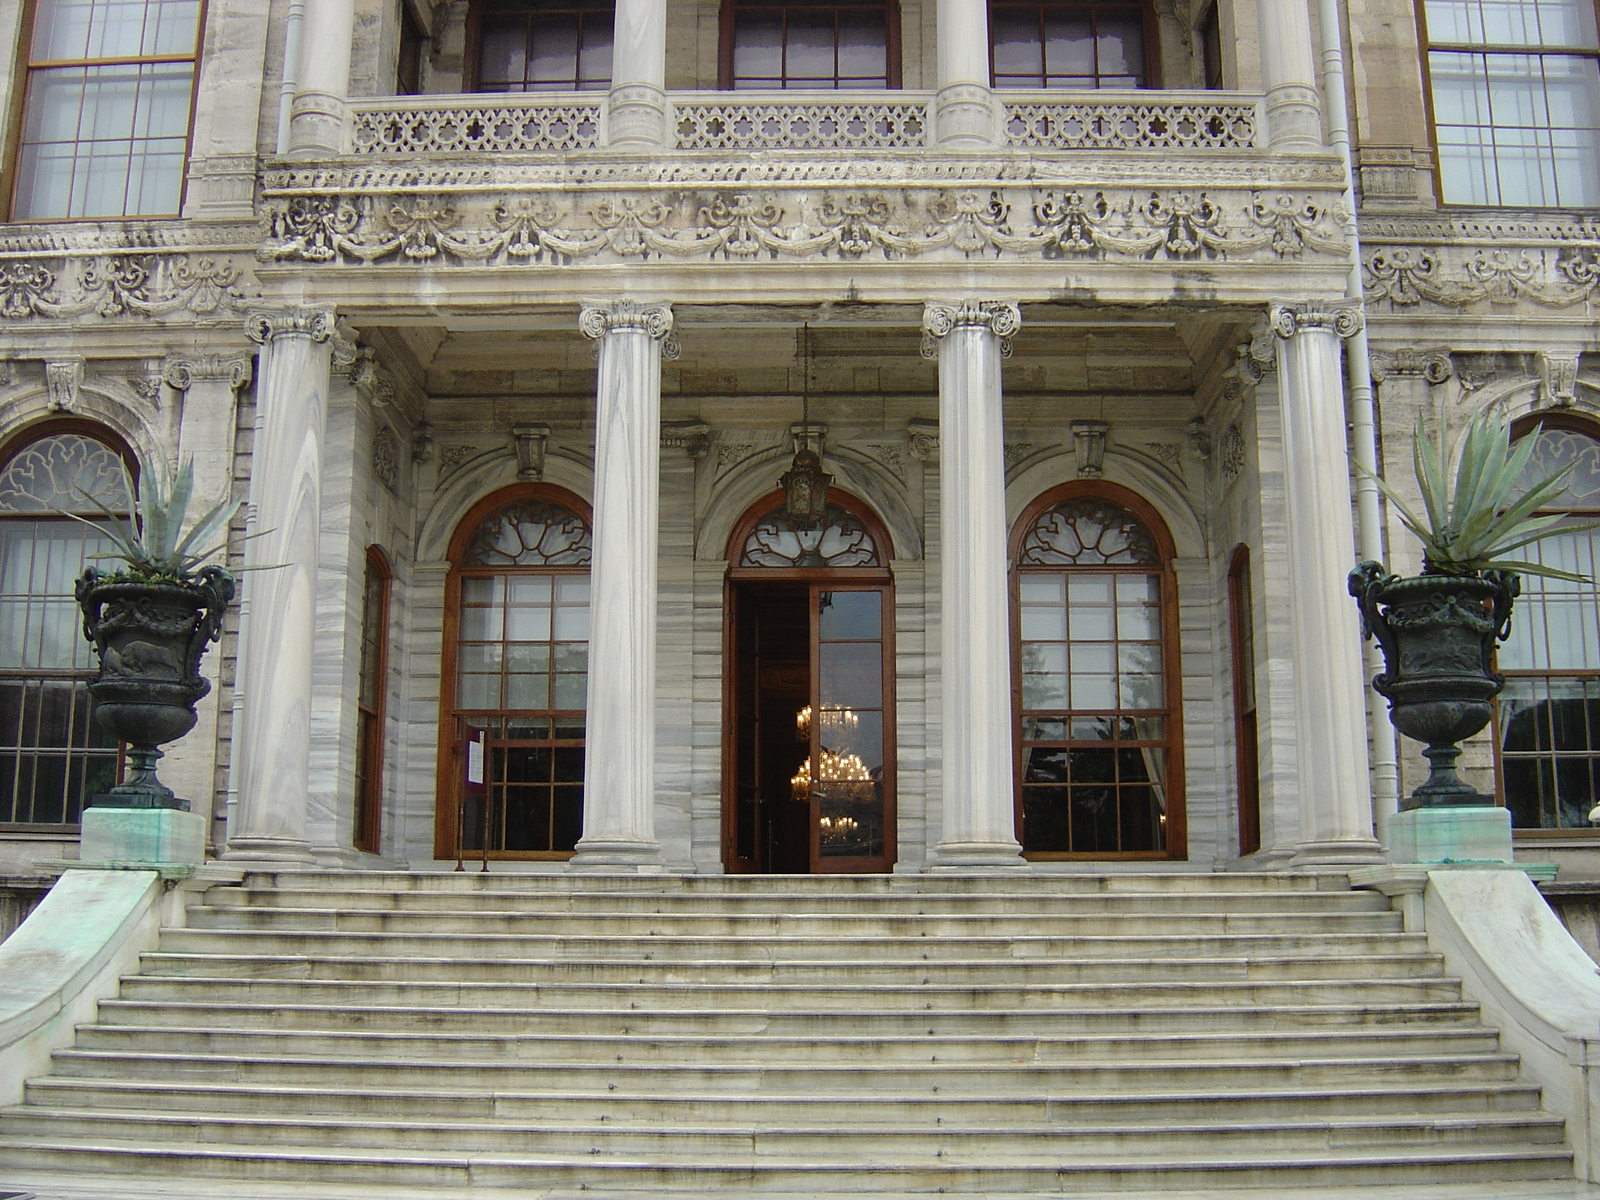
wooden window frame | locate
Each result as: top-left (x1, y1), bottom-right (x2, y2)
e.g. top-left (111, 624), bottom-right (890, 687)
top-left (1414, 0), bottom-right (1600, 208)
top-left (1493, 412), bottom-right (1600, 839)
top-left (0, 419), bottom-right (137, 830)
top-left (1008, 480), bottom-right (1186, 861)
top-left (5, 0), bottom-right (208, 221)
top-left (465, 0), bottom-right (615, 93)
top-left (1227, 543), bottom-right (1260, 855)
top-left (353, 545), bottom-right (392, 854)
top-left (718, 0), bottom-right (903, 89)
top-left (397, 0), bottom-right (429, 95)
top-left (987, 0), bottom-right (1160, 89)
top-left (434, 482), bottom-right (593, 861)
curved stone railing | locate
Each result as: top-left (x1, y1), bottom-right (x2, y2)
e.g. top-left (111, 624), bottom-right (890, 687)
top-left (672, 92), bottom-right (928, 151)
top-left (349, 95), bottom-right (604, 155)
top-left (1001, 90), bottom-right (1260, 150)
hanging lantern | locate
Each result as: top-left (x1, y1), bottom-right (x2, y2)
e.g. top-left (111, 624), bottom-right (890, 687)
top-left (781, 447), bottom-right (831, 531)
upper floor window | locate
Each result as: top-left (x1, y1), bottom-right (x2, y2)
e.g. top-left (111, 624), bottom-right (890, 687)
top-left (470, 0), bottom-right (614, 91)
top-left (11, 0), bottom-right (203, 220)
top-left (990, 0), bottom-right (1151, 88)
top-left (1422, 0), bottom-right (1600, 206)
top-left (721, 0), bottom-right (899, 88)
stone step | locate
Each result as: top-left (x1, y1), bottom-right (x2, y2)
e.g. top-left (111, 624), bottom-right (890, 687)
top-left (68, 1022), bottom-right (1503, 1064)
top-left (0, 1106), bottom-right (1567, 1157)
top-left (115, 973), bottom-right (1471, 1008)
top-left (21, 1075), bottom-right (1552, 1124)
top-left (183, 904), bottom-right (1405, 936)
top-left (0, 1135), bottom-right (1573, 1190)
top-left (92, 997), bottom-right (1488, 1035)
top-left (44, 1047), bottom-right (1526, 1091)
top-left (136, 947), bottom-right (1445, 984)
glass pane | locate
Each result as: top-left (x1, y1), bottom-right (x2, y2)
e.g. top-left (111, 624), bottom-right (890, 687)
top-left (1500, 676), bottom-right (1600, 829)
top-left (1020, 604), bottom-right (1067, 641)
top-left (819, 590), bottom-right (880, 641)
top-left (0, 434), bottom-right (130, 514)
top-left (837, 8), bottom-right (887, 80)
top-left (504, 603), bottom-right (552, 641)
top-left (784, 11), bottom-right (835, 80)
top-left (1042, 11), bottom-right (1094, 77)
top-left (819, 643), bottom-right (881, 709)
top-left (733, 10), bottom-right (784, 79)
top-left (528, 14), bottom-right (581, 83)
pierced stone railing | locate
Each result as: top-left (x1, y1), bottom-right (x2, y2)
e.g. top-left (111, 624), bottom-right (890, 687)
top-left (348, 95), bottom-right (603, 155)
top-left (341, 88), bottom-right (1263, 157)
top-left (1001, 91), bottom-right (1261, 151)
top-left (671, 92), bottom-right (928, 150)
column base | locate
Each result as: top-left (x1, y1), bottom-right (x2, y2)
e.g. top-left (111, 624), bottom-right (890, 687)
top-left (568, 838), bottom-right (666, 872)
top-left (1386, 805), bottom-right (1514, 865)
top-left (928, 841), bottom-right (1029, 871)
top-left (1290, 836), bottom-right (1386, 868)
top-left (604, 83), bottom-right (669, 148)
top-left (222, 835), bottom-right (319, 867)
top-left (80, 806), bottom-right (207, 868)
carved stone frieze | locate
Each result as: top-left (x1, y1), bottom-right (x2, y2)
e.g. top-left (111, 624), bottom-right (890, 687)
top-left (906, 418), bottom-right (939, 462)
top-left (1220, 421), bottom-right (1246, 486)
top-left (661, 420), bottom-right (712, 459)
top-left (511, 424), bottom-right (550, 481)
top-left (373, 426), bottom-right (400, 493)
top-left (1537, 351), bottom-right (1582, 407)
top-left (438, 443), bottom-right (476, 473)
top-left (257, 186), bottom-right (1350, 270)
top-left (0, 255), bottom-right (253, 322)
top-left (1364, 243), bottom-right (1600, 311)
top-left (1071, 421), bottom-right (1109, 477)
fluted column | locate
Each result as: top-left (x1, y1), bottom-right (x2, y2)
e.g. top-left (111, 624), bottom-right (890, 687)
top-left (933, 0), bottom-right (1000, 144)
top-left (225, 309), bottom-right (334, 863)
top-left (286, 0), bottom-right (356, 157)
top-left (923, 301), bottom-right (1026, 869)
top-left (606, 0), bottom-right (668, 147)
top-left (571, 301), bottom-right (676, 869)
top-left (1257, 0), bottom-right (1324, 152)
top-left (1272, 302), bottom-right (1383, 866)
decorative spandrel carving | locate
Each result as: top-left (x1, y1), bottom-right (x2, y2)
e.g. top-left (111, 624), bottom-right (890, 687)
top-left (0, 433), bottom-right (131, 514)
top-left (739, 502), bottom-right (882, 568)
top-left (461, 500), bottom-right (592, 567)
top-left (1017, 499), bottom-right (1159, 566)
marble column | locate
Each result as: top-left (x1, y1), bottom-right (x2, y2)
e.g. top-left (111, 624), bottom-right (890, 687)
top-left (923, 301), bottom-right (1026, 869)
top-left (286, 0), bottom-right (356, 158)
top-left (606, 0), bottom-right (669, 147)
top-left (571, 301), bottom-right (676, 869)
top-left (1256, 0), bottom-right (1324, 153)
top-left (1272, 302), bottom-right (1384, 866)
top-left (933, 0), bottom-right (1001, 145)
top-left (225, 308), bottom-right (335, 864)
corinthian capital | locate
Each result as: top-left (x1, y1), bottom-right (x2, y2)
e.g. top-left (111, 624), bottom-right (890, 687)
top-left (164, 355), bottom-right (253, 393)
top-left (921, 301), bottom-right (1022, 344)
top-left (1269, 301), bottom-right (1364, 341)
top-left (579, 301), bottom-right (674, 342)
top-left (245, 307), bottom-right (335, 345)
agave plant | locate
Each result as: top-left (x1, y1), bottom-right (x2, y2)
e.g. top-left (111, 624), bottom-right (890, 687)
top-left (64, 458), bottom-right (241, 584)
top-left (1363, 410), bottom-right (1596, 582)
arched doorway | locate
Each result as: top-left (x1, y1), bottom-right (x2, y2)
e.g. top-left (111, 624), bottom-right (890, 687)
top-left (1010, 482), bottom-right (1186, 859)
top-left (723, 490), bottom-right (895, 873)
top-left (435, 485), bottom-right (592, 861)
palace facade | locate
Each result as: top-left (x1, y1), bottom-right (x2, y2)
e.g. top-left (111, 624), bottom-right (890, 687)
top-left (0, 0), bottom-right (1596, 878)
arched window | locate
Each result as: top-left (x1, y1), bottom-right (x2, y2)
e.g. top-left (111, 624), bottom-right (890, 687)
top-left (1497, 418), bottom-right (1600, 832)
top-left (354, 546), bottom-right (392, 854)
top-left (1011, 484), bottom-right (1184, 858)
top-left (438, 487), bottom-right (591, 860)
top-left (0, 426), bottom-right (134, 826)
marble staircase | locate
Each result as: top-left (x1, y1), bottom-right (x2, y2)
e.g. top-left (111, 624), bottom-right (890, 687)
top-left (0, 871), bottom-right (1577, 1191)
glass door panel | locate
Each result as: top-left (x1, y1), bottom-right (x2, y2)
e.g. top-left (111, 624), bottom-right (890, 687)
top-left (809, 588), bottom-right (888, 869)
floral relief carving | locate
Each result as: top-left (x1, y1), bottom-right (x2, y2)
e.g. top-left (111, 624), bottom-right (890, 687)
top-left (0, 255), bottom-right (250, 321)
top-left (256, 186), bottom-right (1350, 268)
top-left (1364, 245), bottom-right (1600, 309)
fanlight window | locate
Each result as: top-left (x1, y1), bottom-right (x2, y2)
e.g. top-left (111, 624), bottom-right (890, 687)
top-left (0, 431), bottom-right (132, 826)
top-left (1014, 494), bottom-right (1177, 857)
top-left (449, 494), bottom-right (592, 858)
top-left (739, 501), bottom-right (882, 568)
top-left (1497, 422), bottom-right (1600, 831)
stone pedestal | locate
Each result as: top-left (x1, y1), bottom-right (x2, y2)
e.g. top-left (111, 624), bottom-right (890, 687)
top-left (1387, 806), bottom-right (1514, 865)
top-left (80, 807), bottom-right (207, 867)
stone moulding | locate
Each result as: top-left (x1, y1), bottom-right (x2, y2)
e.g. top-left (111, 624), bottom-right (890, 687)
top-left (1361, 214), bottom-right (1600, 312)
top-left (257, 186), bottom-right (1350, 268)
top-left (0, 253), bottom-right (255, 322)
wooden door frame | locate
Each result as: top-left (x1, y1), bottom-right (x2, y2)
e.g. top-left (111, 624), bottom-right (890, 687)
top-left (720, 489), bottom-right (897, 873)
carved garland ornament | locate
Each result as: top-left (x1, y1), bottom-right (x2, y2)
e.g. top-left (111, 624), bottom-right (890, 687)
top-left (258, 188), bottom-right (1350, 268)
top-left (0, 255), bottom-right (251, 321)
top-left (1364, 244), bottom-right (1600, 310)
